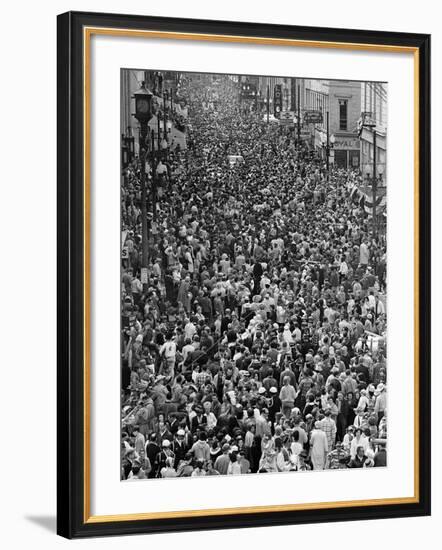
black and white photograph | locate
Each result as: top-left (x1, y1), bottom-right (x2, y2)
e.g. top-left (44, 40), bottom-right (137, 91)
top-left (0, 0), bottom-right (435, 544)
top-left (120, 70), bottom-right (388, 480)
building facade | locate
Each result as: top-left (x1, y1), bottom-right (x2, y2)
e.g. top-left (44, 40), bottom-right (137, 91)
top-left (327, 80), bottom-right (361, 169)
top-left (304, 79), bottom-right (329, 151)
top-left (360, 82), bottom-right (387, 182)
top-left (254, 75), bottom-right (299, 118)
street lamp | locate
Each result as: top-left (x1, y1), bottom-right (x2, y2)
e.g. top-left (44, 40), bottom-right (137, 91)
top-left (133, 81), bottom-right (153, 126)
top-left (132, 81), bottom-right (153, 280)
top-left (264, 84), bottom-right (272, 123)
top-left (377, 163), bottom-right (385, 182)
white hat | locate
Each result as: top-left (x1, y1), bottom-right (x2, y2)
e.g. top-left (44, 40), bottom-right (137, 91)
top-left (269, 387), bottom-right (277, 394)
top-left (162, 439), bottom-right (171, 447)
top-left (258, 387), bottom-right (266, 394)
top-left (177, 429), bottom-right (185, 436)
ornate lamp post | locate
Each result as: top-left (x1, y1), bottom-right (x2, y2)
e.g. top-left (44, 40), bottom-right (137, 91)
top-left (266, 85), bottom-right (270, 123)
top-left (132, 81), bottom-right (153, 279)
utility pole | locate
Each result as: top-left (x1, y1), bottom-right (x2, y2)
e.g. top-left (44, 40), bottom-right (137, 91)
top-left (139, 138), bottom-right (149, 281)
top-left (151, 129), bottom-right (157, 222)
top-left (163, 90), bottom-right (168, 161)
top-left (157, 115), bottom-right (161, 151)
top-left (372, 129), bottom-right (377, 238)
top-left (266, 84), bottom-right (270, 123)
top-left (297, 84), bottom-right (301, 146)
top-left (359, 114), bottom-right (378, 239)
top-left (326, 110), bottom-right (330, 177)
top-left (133, 79), bottom-right (153, 288)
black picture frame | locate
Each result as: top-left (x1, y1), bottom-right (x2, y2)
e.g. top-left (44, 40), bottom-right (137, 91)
top-left (57, 10), bottom-right (431, 539)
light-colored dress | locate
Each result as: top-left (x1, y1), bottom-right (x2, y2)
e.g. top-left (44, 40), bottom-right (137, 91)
top-left (310, 429), bottom-right (328, 470)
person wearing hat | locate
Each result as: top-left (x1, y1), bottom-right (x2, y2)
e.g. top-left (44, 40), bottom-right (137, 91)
top-left (134, 396), bottom-right (155, 437)
top-left (172, 429), bottom-right (189, 469)
top-left (154, 439), bottom-right (175, 478)
top-left (267, 386), bottom-right (281, 424)
top-left (214, 442), bottom-right (232, 475)
top-left (374, 383), bottom-right (387, 422)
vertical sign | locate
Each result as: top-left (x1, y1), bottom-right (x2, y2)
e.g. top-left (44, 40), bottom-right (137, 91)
top-left (274, 84), bottom-right (282, 117)
top-left (290, 78), bottom-right (296, 111)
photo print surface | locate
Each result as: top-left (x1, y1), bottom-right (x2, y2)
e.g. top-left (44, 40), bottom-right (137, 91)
top-left (120, 70), bottom-right (387, 481)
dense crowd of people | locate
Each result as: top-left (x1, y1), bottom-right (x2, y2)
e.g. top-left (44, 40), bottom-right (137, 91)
top-left (120, 74), bottom-right (387, 481)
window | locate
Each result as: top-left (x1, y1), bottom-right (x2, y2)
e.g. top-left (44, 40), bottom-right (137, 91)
top-left (339, 99), bottom-right (348, 130)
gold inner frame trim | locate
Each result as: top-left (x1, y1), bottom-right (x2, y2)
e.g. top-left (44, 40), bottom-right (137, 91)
top-left (83, 26), bottom-right (420, 524)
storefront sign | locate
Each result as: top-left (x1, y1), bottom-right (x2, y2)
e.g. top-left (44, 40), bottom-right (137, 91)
top-left (280, 111), bottom-right (295, 125)
top-left (334, 137), bottom-right (360, 149)
top-left (303, 110), bottom-right (323, 124)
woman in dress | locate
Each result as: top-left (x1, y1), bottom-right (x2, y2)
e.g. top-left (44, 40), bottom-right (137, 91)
top-left (310, 421), bottom-right (328, 470)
